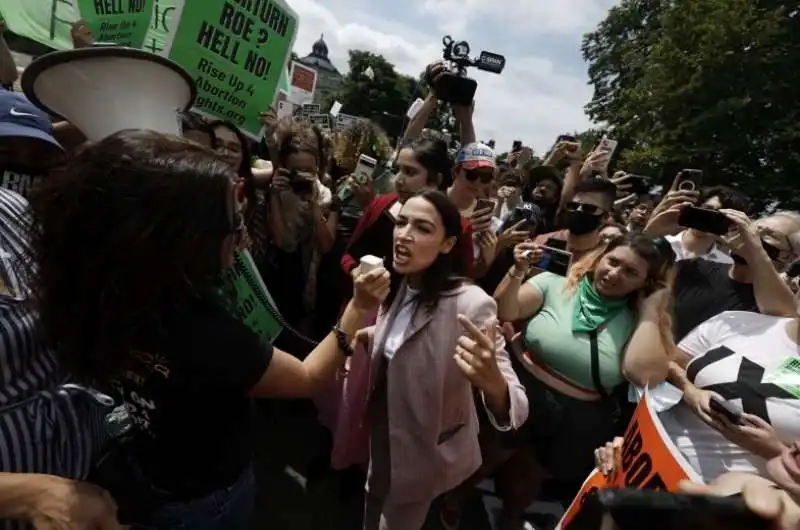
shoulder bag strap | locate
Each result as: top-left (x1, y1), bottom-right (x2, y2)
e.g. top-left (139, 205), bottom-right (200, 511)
top-left (589, 329), bottom-right (611, 401)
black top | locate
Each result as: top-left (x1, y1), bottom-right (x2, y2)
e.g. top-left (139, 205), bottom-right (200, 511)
top-left (116, 298), bottom-right (272, 499)
top-left (672, 259), bottom-right (758, 342)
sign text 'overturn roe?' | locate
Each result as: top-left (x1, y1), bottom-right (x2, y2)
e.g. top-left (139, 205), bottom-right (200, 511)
top-left (168, 0), bottom-right (297, 137)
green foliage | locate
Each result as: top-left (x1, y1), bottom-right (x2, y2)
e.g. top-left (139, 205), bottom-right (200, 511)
top-left (583, 0), bottom-right (800, 211)
top-left (324, 50), bottom-right (416, 127)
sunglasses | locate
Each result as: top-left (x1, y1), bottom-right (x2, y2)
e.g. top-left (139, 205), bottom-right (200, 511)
top-left (464, 169), bottom-right (495, 184)
top-left (567, 201), bottom-right (604, 215)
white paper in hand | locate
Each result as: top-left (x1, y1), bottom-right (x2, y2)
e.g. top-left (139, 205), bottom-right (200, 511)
top-left (329, 101), bottom-right (343, 117)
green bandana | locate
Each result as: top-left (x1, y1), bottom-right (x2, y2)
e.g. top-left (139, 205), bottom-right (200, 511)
top-left (572, 276), bottom-right (628, 333)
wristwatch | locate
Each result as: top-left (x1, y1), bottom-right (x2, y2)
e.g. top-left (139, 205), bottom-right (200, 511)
top-left (332, 324), bottom-right (354, 357)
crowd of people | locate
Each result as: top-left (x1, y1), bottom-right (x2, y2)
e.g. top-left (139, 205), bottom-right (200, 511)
top-left (0, 22), bottom-right (800, 530)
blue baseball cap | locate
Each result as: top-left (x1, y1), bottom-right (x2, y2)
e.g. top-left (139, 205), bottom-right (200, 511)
top-left (0, 91), bottom-right (62, 150)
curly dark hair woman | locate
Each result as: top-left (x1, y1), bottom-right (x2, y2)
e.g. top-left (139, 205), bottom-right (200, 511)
top-left (24, 129), bottom-right (389, 530)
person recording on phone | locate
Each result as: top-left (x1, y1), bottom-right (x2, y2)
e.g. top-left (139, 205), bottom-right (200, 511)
top-left (261, 121), bottom-right (335, 331)
top-left (647, 282), bottom-right (800, 486)
top-left (489, 232), bottom-right (676, 529)
top-left (668, 210), bottom-right (800, 341)
top-left (647, 184), bottom-right (750, 263)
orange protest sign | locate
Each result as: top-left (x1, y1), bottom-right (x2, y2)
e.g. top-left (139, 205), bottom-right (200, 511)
top-left (556, 389), bottom-right (701, 530)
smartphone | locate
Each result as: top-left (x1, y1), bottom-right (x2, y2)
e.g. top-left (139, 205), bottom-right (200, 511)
top-left (512, 140), bottom-right (522, 152)
top-left (676, 169), bottom-right (703, 191)
top-left (359, 255), bottom-right (384, 275)
top-left (354, 154), bottom-right (377, 184)
top-left (476, 198), bottom-right (495, 213)
top-left (709, 398), bottom-right (744, 425)
top-left (534, 246), bottom-right (573, 276)
top-left (565, 488), bottom-right (771, 530)
top-left (546, 237), bottom-right (568, 251)
top-left (597, 137), bottom-right (619, 157)
top-left (678, 206), bottom-right (733, 235)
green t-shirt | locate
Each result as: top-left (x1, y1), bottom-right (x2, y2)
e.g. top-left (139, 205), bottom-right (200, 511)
top-left (522, 272), bottom-right (635, 391)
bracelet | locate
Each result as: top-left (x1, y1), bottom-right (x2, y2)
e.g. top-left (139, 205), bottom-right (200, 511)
top-left (508, 267), bottom-right (526, 280)
top-left (332, 324), bottom-right (355, 358)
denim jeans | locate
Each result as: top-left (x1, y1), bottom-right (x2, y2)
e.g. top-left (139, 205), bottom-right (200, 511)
top-left (132, 466), bottom-right (256, 530)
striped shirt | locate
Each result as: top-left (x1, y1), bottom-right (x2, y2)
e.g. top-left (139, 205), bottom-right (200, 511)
top-left (0, 189), bottom-right (109, 530)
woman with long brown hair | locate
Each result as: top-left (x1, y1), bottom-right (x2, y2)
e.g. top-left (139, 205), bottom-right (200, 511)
top-left (23, 129), bottom-right (390, 530)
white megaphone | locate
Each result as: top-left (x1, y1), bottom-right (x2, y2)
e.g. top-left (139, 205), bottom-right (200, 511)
top-left (21, 45), bottom-right (196, 141)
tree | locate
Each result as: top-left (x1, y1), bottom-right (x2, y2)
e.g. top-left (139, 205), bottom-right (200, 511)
top-left (323, 50), bottom-right (416, 140)
top-left (583, 0), bottom-right (800, 210)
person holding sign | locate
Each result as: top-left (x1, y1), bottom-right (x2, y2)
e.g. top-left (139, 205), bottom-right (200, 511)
top-left (490, 232), bottom-right (676, 529)
top-left (23, 130), bottom-right (391, 529)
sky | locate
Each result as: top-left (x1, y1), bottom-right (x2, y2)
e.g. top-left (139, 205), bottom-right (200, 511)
top-left (285, 0), bottom-right (619, 155)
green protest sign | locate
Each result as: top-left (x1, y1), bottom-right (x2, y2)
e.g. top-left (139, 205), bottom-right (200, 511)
top-left (141, 0), bottom-right (181, 54)
top-left (73, 0), bottom-right (154, 48)
top-left (165, 0), bottom-right (298, 138)
top-left (0, 0), bottom-right (78, 50)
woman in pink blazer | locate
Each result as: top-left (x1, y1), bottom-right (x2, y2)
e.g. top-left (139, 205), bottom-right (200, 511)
top-left (360, 190), bottom-right (529, 530)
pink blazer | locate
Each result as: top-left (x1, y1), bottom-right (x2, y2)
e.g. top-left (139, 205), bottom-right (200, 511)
top-left (366, 282), bottom-right (528, 504)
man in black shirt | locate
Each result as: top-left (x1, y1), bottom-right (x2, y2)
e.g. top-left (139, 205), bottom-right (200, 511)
top-left (672, 258), bottom-right (758, 340)
top-left (672, 211), bottom-right (800, 341)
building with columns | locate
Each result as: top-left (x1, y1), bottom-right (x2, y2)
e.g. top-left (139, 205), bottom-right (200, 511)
top-left (296, 35), bottom-right (343, 106)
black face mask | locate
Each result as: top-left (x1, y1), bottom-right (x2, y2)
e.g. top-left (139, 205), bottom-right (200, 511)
top-left (566, 210), bottom-right (603, 236)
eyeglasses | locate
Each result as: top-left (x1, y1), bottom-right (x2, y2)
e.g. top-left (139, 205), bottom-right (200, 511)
top-left (464, 169), bottom-right (495, 184)
top-left (567, 201), bottom-right (604, 215)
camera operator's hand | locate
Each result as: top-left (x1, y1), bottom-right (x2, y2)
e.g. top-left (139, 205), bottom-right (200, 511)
top-left (425, 60), bottom-right (448, 94)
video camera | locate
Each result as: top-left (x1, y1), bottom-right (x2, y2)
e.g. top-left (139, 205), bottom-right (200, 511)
top-left (434, 36), bottom-right (506, 106)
